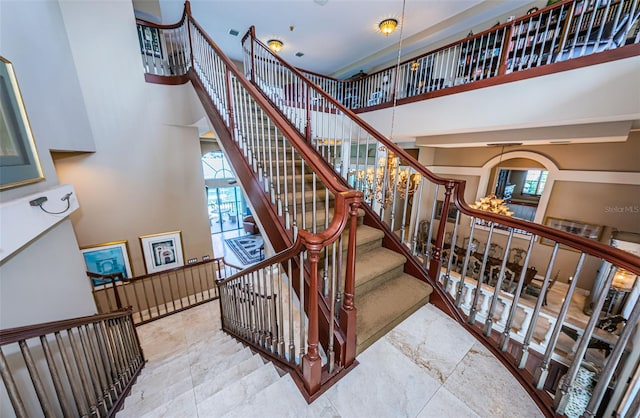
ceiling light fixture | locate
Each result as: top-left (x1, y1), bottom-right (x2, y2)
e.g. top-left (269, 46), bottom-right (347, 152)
top-left (379, 18), bottom-right (398, 36)
top-left (267, 39), bottom-right (283, 53)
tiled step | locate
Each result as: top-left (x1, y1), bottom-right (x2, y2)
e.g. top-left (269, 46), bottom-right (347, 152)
top-left (222, 374), bottom-right (336, 418)
top-left (193, 354), bottom-right (265, 403)
top-left (195, 362), bottom-right (281, 416)
top-left (356, 273), bottom-right (433, 355)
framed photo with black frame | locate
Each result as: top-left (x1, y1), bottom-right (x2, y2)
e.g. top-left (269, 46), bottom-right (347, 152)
top-left (0, 56), bottom-right (44, 190)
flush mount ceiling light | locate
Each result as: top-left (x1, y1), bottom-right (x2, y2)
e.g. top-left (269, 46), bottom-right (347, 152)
top-left (379, 18), bottom-right (398, 36)
top-left (267, 39), bottom-right (283, 53)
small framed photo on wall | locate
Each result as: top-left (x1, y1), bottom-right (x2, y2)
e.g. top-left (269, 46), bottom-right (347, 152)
top-left (80, 240), bottom-right (133, 286)
top-left (139, 231), bottom-right (184, 274)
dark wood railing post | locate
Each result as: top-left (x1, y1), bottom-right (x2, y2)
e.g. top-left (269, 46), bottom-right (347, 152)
top-left (112, 274), bottom-right (123, 310)
top-left (428, 181), bottom-right (455, 280)
top-left (302, 245), bottom-right (322, 394)
top-left (339, 201), bottom-right (360, 367)
top-left (249, 26), bottom-right (256, 83)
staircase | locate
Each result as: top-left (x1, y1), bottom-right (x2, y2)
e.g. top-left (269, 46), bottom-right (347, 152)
top-left (241, 104), bottom-right (434, 357)
top-left (117, 319), bottom-right (295, 417)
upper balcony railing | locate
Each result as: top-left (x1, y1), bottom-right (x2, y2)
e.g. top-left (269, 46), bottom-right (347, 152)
top-left (298, 0), bottom-right (640, 111)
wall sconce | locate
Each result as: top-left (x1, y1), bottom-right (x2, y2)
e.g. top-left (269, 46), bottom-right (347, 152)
top-left (612, 269), bottom-right (637, 292)
top-left (267, 39), bottom-right (283, 53)
top-left (379, 18), bottom-right (398, 36)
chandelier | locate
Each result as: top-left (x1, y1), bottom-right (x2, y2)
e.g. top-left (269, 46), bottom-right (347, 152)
top-left (470, 194), bottom-right (514, 216)
top-left (356, 150), bottom-right (421, 208)
top-left (470, 144), bottom-right (514, 216)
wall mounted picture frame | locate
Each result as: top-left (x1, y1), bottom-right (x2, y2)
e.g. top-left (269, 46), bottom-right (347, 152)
top-left (80, 241), bottom-right (133, 286)
top-left (137, 25), bottom-right (162, 58)
top-left (139, 230), bottom-right (184, 274)
top-left (0, 56), bottom-right (44, 190)
top-left (434, 199), bottom-right (458, 222)
top-left (540, 217), bottom-right (603, 250)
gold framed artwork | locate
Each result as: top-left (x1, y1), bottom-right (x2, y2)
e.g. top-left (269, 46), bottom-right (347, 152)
top-left (0, 56), bottom-right (44, 189)
top-left (139, 231), bottom-right (185, 274)
top-left (80, 240), bottom-right (133, 286)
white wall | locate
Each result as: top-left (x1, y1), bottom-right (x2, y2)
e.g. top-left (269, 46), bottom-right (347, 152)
top-left (55, 0), bottom-right (212, 274)
top-left (0, 0), bottom-right (98, 328)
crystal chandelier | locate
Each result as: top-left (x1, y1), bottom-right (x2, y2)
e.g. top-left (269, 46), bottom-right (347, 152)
top-left (357, 150), bottom-right (421, 208)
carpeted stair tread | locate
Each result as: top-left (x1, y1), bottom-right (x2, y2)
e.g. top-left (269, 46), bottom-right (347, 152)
top-left (356, 273), bottom-right (432, 354)
top-left (353, 247), bottom-right (406, 296)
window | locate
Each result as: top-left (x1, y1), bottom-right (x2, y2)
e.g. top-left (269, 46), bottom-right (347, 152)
top-left (522, 170), bottom-right (548, 196)
top-left (202, 151), bottom-right (234, 179)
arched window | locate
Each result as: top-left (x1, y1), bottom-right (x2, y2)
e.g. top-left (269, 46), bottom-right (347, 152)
top-left (202, 151), bottom-right (234, 179)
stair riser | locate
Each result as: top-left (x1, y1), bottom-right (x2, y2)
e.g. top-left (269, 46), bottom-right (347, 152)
top-left (356, 295), bottom-right (430, 355)
top-left (355, 264), bottom-right (406, 298)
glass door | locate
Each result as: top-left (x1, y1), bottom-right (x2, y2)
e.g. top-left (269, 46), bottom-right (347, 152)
top-left (208, 186), bottom-right (247, 234)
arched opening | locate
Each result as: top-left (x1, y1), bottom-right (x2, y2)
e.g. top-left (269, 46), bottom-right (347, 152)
top-left (476, 151), bottom-right (559, 224)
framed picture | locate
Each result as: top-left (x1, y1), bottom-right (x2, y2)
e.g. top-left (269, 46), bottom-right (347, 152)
top-left (139, 231), bottom-right (184, 274)
top-left (540, 217), bottom-right (603, 249)
top-left (80, 241), bottom-right (133, 286)
top-left (434, 199), bottom-right (458, 222)
top-left (0, 57), bottom-right (44, 190)
top-left (137, 25), bottom-right (162, 58)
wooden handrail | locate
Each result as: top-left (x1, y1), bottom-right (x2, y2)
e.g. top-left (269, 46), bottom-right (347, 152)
top-left (0, 307), bottom-right (133, 345)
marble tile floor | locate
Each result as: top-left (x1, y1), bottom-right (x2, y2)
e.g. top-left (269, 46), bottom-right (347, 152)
top-left (119, 300), bottom-right (544, 418)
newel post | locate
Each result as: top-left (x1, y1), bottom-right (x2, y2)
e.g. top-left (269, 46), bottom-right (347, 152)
top-left (339, 201), bottom-right (360, 367)
top-left (429, 181), bottom-right (455, 280)
top-left (302, 245), bottom-right (322, 394)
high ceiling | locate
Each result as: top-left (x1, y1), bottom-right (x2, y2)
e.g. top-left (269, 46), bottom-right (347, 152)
top-left (152, 0), bottom-right (538, 78)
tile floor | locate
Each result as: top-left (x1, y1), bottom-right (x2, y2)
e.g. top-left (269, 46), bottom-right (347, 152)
top-left (131, 299), bottom-right (544, 418)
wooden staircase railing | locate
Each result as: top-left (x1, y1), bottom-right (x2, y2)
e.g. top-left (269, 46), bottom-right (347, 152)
top-left (134, 2), bottom-right (640, 415)
top-left (241, 17), bottom-right (640, 418)
top-left (0, 308), bottom-right (143, 417)
top-left (89, 257), bottom-right (240, 325)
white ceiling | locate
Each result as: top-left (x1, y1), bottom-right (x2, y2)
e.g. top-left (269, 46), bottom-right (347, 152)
top-left (154, 0), bottom-right (538, 78)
